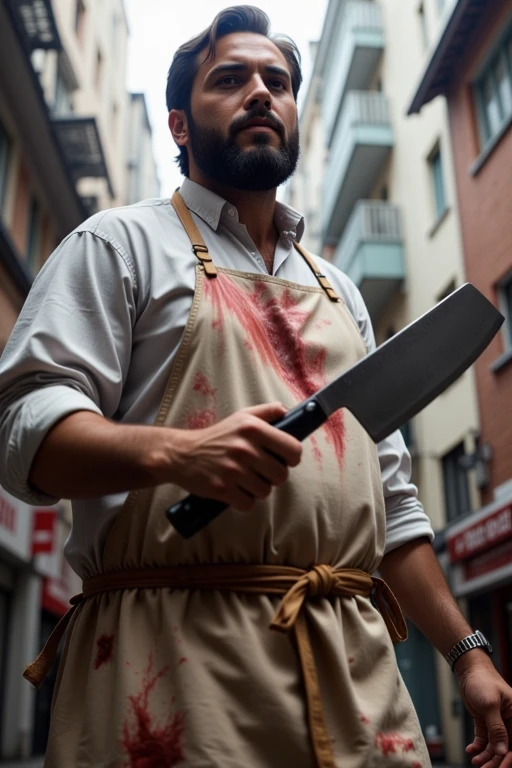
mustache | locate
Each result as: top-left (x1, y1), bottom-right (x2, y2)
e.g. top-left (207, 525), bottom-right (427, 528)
top-left (230, 109), bottom-right (285, 139)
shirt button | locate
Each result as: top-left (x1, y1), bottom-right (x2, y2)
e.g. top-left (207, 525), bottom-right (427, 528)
top-left (227, 208), bottom-right (236, 217)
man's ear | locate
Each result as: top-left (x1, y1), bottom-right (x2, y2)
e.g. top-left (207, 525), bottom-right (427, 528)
top-left (168, 109), bottom-right (188, 148)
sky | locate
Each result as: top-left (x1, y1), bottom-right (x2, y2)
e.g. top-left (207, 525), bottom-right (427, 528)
top-left (123, 0), bottom-right (328, 197)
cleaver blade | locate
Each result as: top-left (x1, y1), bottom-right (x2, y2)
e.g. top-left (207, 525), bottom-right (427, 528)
top-left (167, 283), bottom-right (504, 538)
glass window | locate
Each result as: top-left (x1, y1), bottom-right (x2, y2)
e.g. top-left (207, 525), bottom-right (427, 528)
top-left (430, 148), bottom-right (446, 219)
top-left (495, 54), bottom-right (512, 118)
top-left (501, 275), bottom-right (512, 349)
top-left (442, 442), bottom-right (471, 523)
top-left (481, 73), bottom-right (502, 140)
top-left (418, 3), bottom-right (428, 49)
top-left (0, 121), bottom-right (11, 213)
top-left (476, 32), bottom-right (512, 147)
top-left (54, 64), bottom-right (73, 115)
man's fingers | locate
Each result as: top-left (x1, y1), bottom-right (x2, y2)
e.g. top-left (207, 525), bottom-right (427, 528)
top-left (484, 709), bottom-right (509, 757)
top-left (243, 402), bottom-right (288, 422)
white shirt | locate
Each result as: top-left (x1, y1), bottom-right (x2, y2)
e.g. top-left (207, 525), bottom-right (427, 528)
top-left (0, 178), bottom-right (434, 578)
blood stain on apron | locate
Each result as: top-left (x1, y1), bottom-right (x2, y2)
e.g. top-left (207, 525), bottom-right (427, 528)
top-left (205, 273), bottom-right (346, 468)
top-left (94, 634), bottom-right (115, 670)
top-left (122, 654), bottom-right (185, 767)
top-left (374, 732), bottom-right (415, 757)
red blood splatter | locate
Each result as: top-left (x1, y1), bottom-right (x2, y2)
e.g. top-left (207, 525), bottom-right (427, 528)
top-left (412, 763), bottom-right (422, 767)
top-left (178, 657), bottom-right (187, 665)
top-left (359, 712), bottom-right (370, 725)
top-left (192, 371), bottom-right (216, 398)
top-left (374, 732), bottom-right (415, 757)
top-left (310, 435), bottom-right (323, 469)
top-left (122, 655), bottom-right (185, 767)
top-left (205, 275), bottom-right (346, 468)
top-left (185, 408), bottom-right (217, 429)
top-left (348, 657), bottom-right (354, 664)
top-left (94, 634), bottom-right (115, 670)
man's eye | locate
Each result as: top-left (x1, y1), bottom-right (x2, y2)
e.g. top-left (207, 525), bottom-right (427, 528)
top-left (270, 80), bottom-right (286, 90)
top-left (218, 76), bottom-right (239, 86)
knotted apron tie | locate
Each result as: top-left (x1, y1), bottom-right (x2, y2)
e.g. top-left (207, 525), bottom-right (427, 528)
top-left (23, 564), bottom-right (407, 768)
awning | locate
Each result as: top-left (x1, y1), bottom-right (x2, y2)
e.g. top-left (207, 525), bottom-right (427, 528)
top-left (5, 0), bottom-right (62, 52)
top-left (52, 116), bottom-right (115, 198)
top-left (408, 0), bottom-right (489, 114)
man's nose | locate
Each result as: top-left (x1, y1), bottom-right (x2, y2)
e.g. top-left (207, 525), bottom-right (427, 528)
top-left (245, 76), bottom-right (272, 110)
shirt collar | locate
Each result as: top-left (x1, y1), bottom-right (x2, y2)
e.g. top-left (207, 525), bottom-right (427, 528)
top-left (179, 177), bottom-right (305, 243)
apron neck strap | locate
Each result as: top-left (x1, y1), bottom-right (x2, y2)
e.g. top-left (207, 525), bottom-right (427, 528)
top-left (293, 242), bottom-right (340, 303)
top-left (171, 191), bottom-right (218, 277)
top-left (171, 190), bottom-right (340, 302)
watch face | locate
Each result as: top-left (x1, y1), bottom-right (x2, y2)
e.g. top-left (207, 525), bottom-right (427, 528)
top-left (476, 630), bottom-right (492, 653)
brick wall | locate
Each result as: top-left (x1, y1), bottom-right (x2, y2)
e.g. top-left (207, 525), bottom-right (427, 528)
top-left (447, 1), bottom-right (512, 501)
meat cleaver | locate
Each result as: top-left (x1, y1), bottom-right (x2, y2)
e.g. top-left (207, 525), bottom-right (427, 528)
top-left (167, 283), bottom-right (503, 538)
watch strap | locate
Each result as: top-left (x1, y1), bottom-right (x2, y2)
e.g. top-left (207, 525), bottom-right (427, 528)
top-left (445, 630), bottom-right (492, 670)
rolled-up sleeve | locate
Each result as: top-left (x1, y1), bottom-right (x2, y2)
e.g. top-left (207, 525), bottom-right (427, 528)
top-left (0, 227), bottom-right (137, 505)
top-left (322, 262), bottom-right (435, 552)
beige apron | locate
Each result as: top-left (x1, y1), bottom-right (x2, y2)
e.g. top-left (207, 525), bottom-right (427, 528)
top-left (30, 193), bottom-right (430, 768)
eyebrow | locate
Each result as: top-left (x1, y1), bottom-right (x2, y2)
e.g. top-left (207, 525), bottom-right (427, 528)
top-left (206, 62), bottom-right (291, 82)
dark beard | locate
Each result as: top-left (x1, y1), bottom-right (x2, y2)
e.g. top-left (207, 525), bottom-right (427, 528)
top-left (187, 114), bottom-right (300, 192)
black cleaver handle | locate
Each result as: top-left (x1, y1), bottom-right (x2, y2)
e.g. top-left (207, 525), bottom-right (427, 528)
top-left (166, 398), bottom-right (327, 539)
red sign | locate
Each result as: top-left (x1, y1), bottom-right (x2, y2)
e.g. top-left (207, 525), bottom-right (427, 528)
top-left (32, 510), bottom-right (57, 555)
top-left (448, 503), bottom-right (512, 563)
top-left (0, 495), bottom-right (16, 534)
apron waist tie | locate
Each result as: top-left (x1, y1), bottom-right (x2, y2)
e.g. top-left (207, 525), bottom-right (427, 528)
top-left (23, 564), bottom-right (407, 768)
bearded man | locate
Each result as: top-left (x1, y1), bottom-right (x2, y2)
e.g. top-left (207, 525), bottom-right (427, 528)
top-left (1, 6), bottom-right (511, 767)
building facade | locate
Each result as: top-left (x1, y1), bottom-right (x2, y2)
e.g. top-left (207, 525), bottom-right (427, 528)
top-left (410, 0), bottom-right (512, 748)
top-left (286, 0), bottom-right (492, 761)
top-left (0, 0), bottom-right (158, 758)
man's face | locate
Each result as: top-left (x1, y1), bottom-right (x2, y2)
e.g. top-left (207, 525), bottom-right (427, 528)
top-left (185, 32), bottom-right (300, 191)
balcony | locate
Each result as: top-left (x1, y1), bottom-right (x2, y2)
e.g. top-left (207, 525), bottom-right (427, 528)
top-left (322, 92), bottom-right (393, 244)
top-left (323, 1), bottom-right (385, 144)
top-left (332, 201), bottom-right (405, 320)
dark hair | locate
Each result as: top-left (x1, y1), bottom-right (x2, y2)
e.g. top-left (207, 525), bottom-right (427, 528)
top-left (166, 5), bottom-right (302, 176)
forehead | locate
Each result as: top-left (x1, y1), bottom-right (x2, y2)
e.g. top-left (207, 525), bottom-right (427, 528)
top-left (196, 31), bottom-right (291, 81)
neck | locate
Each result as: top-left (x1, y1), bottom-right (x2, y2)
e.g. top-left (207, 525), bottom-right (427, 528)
top-left (189, 169), bottom-right (279, 268)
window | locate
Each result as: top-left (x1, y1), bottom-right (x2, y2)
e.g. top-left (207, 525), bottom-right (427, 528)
top-left (476, 31), bottom-right (512, 148)
top-left (95, 49), bottom-right (104, 91)
top-left (418, 3), bottom-right (429, 49)
top-left (54, 63), bottom-right (73, 115)
top-left (75, 0), bottom-right (86, 43)
top-left (27, 197), bottom-right (42, 271)
top-left (0, 121), bottom-right (11, 213)
top-left (442, 442), bottom-right (471, 522)
top-left (498, 272), bottom-right (512, 350)
top-left (429, 147), bottom-right (447, 219)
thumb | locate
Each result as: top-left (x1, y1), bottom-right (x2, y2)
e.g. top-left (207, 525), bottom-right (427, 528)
top-left (484, 708), bottom-right (508, 756)
top-left (244, 402), bottom-right (288, 423)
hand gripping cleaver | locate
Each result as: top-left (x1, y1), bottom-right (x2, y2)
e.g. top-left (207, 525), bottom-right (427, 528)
top-left (167, 283), bottom-right (503, 538)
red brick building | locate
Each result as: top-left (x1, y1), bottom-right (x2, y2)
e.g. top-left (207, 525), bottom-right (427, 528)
top-left (410, 0), bottom-right (512, 696)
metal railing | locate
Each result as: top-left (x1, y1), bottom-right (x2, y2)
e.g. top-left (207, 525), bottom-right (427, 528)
top-left (323, 1), bottom-right (384, 138)
top-left (324, 92), bottom-right (392, 224)
top-left (334, 200), bottom-right (403, 273)
top-left (324, 1), bottom-right (384, 93)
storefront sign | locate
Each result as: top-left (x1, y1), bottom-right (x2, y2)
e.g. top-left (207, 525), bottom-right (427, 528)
top-left (448, 503), bottom-right (512, 563)
top-left (0, 487), bottom-right (32, 562)
top-left (31, 509), bottom-right (57, 555)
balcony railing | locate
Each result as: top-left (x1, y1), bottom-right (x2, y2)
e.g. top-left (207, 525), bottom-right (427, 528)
top-left (323, 1), bottom-right (385, 143)
top-left (323, 92), bottom-right (393, 242)
top-left (333, 201), bottom-right (405, 320)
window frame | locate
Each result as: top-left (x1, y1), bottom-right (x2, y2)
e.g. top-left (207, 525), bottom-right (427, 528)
top-left (442, 441), bottom-right (472, 524)
top-left (474, 27), bottom-right (512, 152)
top-left (428, 143), bottom-right (447, 222)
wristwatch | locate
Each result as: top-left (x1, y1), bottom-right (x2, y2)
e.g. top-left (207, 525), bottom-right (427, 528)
top-left (446, 630), bottom-right (492, 670)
